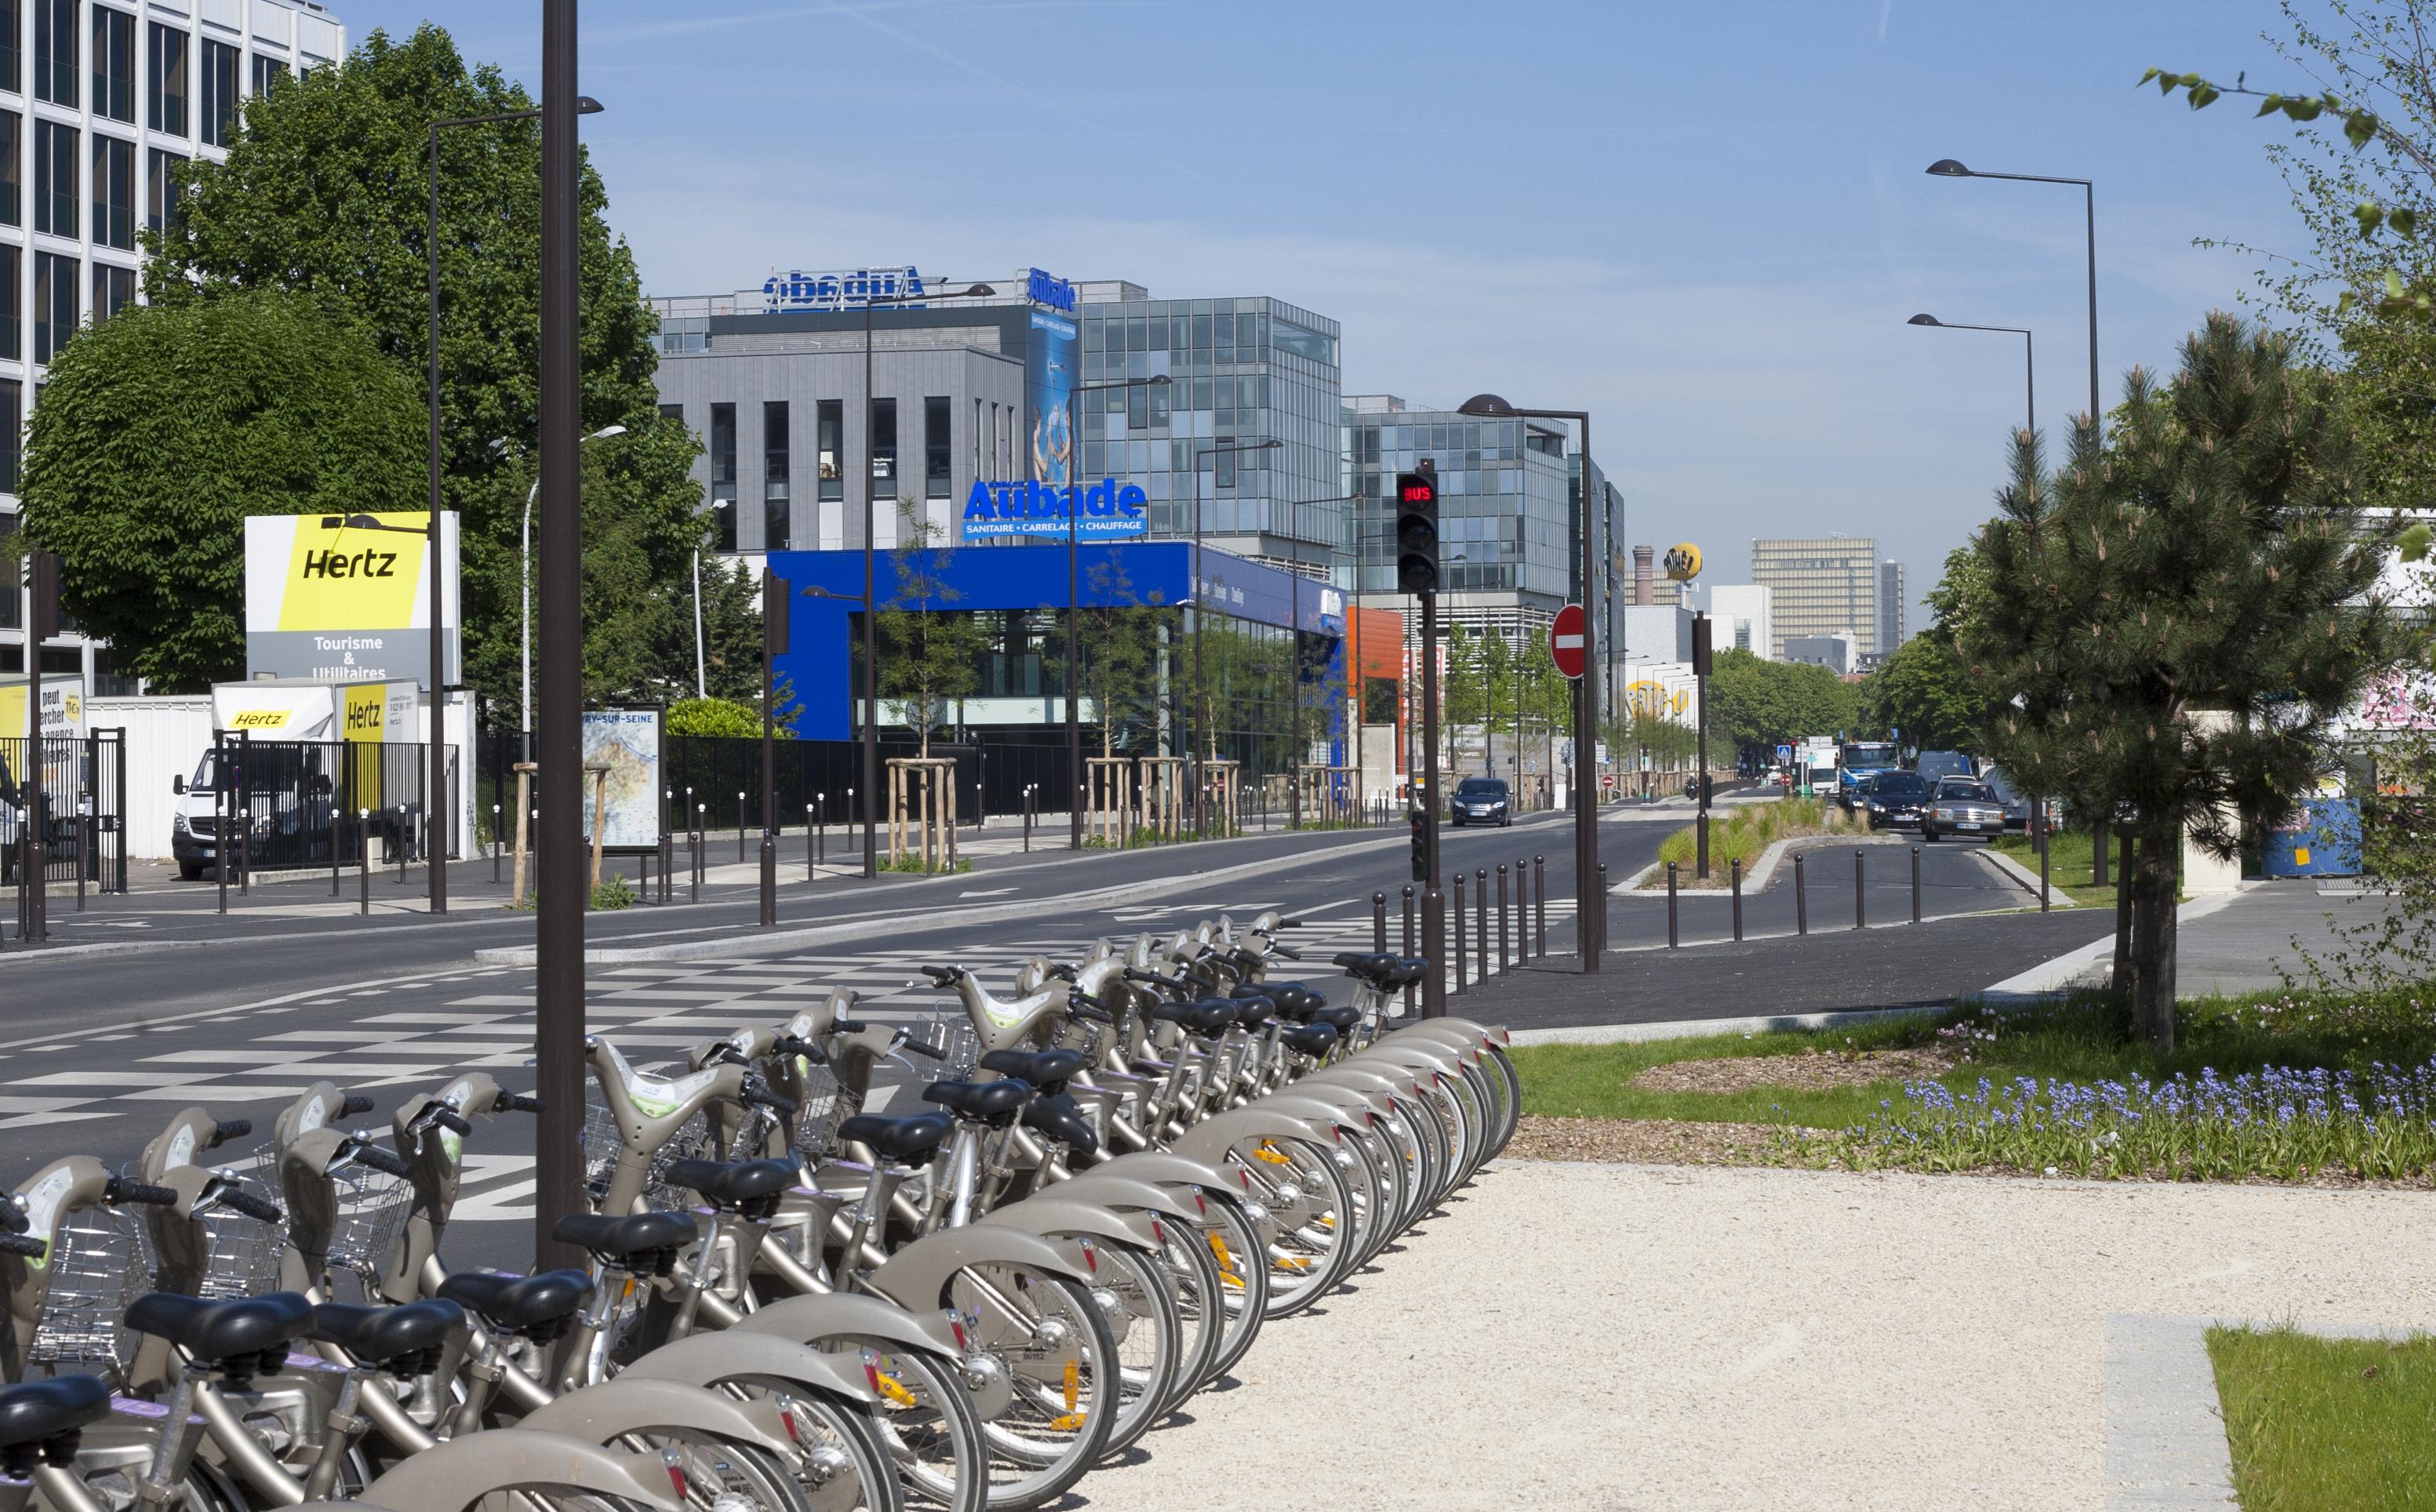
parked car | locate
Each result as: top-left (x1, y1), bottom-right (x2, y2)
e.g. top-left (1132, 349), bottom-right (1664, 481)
top-left (1859, 769), bottom-right (1932, 831)
top-left (1915, 750), bottom-right (1976, 784)
top-left (1449, 776), bottom-right (1513, 827)
top-left (1920, 776), bottom-right (2007, 841)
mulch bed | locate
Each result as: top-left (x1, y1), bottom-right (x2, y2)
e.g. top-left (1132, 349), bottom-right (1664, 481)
top-left (1627, 1044), bottom-right (1961, 1094)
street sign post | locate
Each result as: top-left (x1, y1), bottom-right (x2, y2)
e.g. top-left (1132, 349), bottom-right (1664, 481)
top-left (1549, 602), bottom-right (1586, 681)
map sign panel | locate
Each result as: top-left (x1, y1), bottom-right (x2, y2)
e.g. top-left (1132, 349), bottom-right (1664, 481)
top-left (580, 707), bottom-right (663, 852)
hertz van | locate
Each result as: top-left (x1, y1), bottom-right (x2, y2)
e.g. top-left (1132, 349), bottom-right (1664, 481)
top-left (170, 678), bottom-right (419, 881)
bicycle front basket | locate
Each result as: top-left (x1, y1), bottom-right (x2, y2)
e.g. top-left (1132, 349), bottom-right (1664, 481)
top-left (28, 1205), bottom-right (148, 1370)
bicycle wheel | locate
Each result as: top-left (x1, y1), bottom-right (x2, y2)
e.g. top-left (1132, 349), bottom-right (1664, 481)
top-left (707, 1383), bottom-right (904, 1512)
top-left (807, 1338), bottom-right (987, 1512)
top-left (1192, 1193), bottom-right (1271, 1383)
top-left (1227, 1136), bottom-right (1355, 1319)
top-left (1147, 1211), bottom-right (1224, 1408)
top-left (1069, 1240), bottom-right (1183, 1457)
top-left (607, 1427), bottom-right (813, 1512)
top-left (945, 1265), bottom-right (1118, 1511)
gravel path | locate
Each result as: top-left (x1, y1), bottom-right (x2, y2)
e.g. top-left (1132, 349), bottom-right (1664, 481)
top-left (1082, 1160), bottom-right (2434, 1510)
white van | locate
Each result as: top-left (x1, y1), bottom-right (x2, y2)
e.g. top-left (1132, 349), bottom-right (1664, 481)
top-left (171, 679), bottom-right (419, 880)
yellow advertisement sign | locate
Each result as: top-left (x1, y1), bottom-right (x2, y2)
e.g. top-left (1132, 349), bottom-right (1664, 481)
top-left (276, 513), bottom-right (431, 631)
top-left (242, 512), bottom-right (460, 685)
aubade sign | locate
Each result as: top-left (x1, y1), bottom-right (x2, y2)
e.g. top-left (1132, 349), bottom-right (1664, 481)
top-left (965, 477), bottom-right (1149, 540)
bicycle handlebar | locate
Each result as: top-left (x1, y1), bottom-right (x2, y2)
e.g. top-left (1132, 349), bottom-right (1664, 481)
top-left (1271, 943), bottom-right (1303, 961)
top-left (214, 1189), bottom-right (285, 1225)
top-left (339, 1093), bottom-right (376, 1117)
top-left (343, 1143), bottom-right (412, 1179)
top-left (918, 965), bottom-right (959, 987)
top-left (831, 1017), bottom-right (871, 1035)
top-left (104, 1178), bottom-right (179, 1208)
top-left (770, 1034), bottom-right (830, 1065)
top-left (500, 1092), bottom-right (544, 1114)
top-left (0, 1234), bottom-right (45, 1258)
top-left (0, 1201), bottom-right (27, 1235)
top-left (742, 1081), bottom-right (798, 1117)
top-left (209, 1118), bottom-right (253, 1148)
top-left (427, 1108), bottom-right (474, 1136)
top-left (900, 1038), bottom-right (947, 1061)
top-left (1071, 999), bottom-right (1115, 1025)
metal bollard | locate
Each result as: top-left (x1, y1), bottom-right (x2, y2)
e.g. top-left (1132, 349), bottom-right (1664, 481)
top-left (1475, 867), bottom-right (1489, 982)
top-left (1373, 891), bottom-right (1387, 953)
top-left (1911, 845), bottom-right (1923, 925)
top-left (817, 794), bottom-right (827, 870)
top-left (806, 805), bottom-right (816, 882)
top-left (737, 793), bottom-right (747, 864)
top-left (492, 805), bottom-right (502, 885)
top-left (1401, 884), bottom-right (1417, 1016)
top-left (1731, 857), bottom-right (1743, 941)
top-left (1534, 855), bottom-right (1547, 955)
top-left (358, 809), bottom-right (370, 915)
top-left (1514, 856), bottom-right (1530, 961)
top-left (1795, 852), bottom-right (1809, 934)
top-left (395, 806), bottom-right (407, 885)
top-left (1023, 787), bottom-right (1034, 852)
top-left (1422, 886), bottom-right (1446, 1017)
top-left (1452, 874), bottom-right (1467, 994)
top-left (1596, 863), bottom-right (1609, 956)
top-left (1855, 849), bottom-right (1867, 931)
top-left (690, 826), bottom-right (701, 904)
top-left (1496, 864), bottom-right (1510, 972)
top-left (1667, 862), bottom-right (1679, 947)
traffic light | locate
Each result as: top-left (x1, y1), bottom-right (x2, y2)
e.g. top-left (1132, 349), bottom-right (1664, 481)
top-left (762, 572), bottom-right (791, 659)
top-left (1409, 803), bottom-right (1431, 882)
top-left (27, 551), bottom-right (60, 642)
top-left (1394, 468), bottom-right (1439, 594)
top-left (1691, 612), bottom-right (1712, 678)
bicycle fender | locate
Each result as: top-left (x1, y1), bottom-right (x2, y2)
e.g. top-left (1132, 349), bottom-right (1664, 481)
top-left (616, 1328), bottom-right (879, 1407)
top-left (513, 1374), bottom-right (795, 1457)
top-left (1042, 1172), bottom-right (1203, 1226)
top-left (1165, 1105), bottom-right (1343, 1167)
top-left (975, 1196), bottom-right (1162, 1253)
top-left (1382, 1020), bottom-right (1508, 1053)
top-left (1352, 1038), bottom-right (1475, 1078)
top-left (1083, 1149), bottom-right (1248, 1201)
top-left (729, 1290), bottom-right (968, 1358)
top-left (355, 1427), bottom-right (682, 1512)
top-left (864, 1223), bottom-right (1094, 1313)
top-left (1301, 1064), bottom-right (1430, 1105)
top-left (1263, 1087), bottom-right (1392, 1130)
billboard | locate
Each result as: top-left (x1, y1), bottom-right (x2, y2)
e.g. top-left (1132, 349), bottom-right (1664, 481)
top-left (1027, 309), bottom-right (1076, 490)
top-left (580, 707), bottom-right (664, 853)
top-left (243, 512), bottom-right (460, 688)
top-left (0, 678), bottom-right (84, 739)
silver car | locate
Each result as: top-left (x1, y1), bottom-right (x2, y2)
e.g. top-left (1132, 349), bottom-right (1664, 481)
top-left (1920, 776), bottom-right (2006, 841)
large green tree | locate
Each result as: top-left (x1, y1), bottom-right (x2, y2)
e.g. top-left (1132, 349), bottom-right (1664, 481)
top-left (19, 291), bottom-right (424, 691)
top-left (1970, 314), bottom-right (2410, 1048)
top-left (143, 24), bottom-right (707, 708)
top-left (1864, 634), bottom-right (1980, 754)
top-left (1707, 649), bottom-right (1862, 757)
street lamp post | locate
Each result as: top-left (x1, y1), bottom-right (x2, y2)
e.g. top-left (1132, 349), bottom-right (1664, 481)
top-left (1457, 394), bottom-right (1602, 970)
top-left (1907, 314), bottom-right (2032, 434)
top-left (1189, 438), bottom-right (1282, 831)
top-left (856, 280), bottom-right (994, 878)
top-left (429, 93), bottom-right (602, 919)
top-left (1929, 157), bottom-right (2110, 892)
top-left (1065, 376), bottom-right (1172, 849)
top-left (521, 425), bottom-right (627, 740)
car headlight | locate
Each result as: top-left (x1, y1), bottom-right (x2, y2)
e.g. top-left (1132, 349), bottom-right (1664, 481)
top-left (173, 812), bottom-right (191, 834)
top-left (1867, 801), bottom-right (1884, 812)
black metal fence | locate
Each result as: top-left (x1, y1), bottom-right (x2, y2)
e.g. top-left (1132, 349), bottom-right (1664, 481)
top-left (3, 730), bottom-right (127, 895)
top-left (195, 737), bottom-right (431, 874)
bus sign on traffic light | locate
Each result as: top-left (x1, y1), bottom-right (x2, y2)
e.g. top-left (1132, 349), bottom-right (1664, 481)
top-left (1395, 468), bottom-right (1439, 594)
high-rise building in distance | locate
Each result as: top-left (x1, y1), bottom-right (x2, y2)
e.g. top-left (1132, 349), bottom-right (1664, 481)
top-left (1751, 537), bottom-right (1878, 660)
top-left (1878, 560), bottom-right (1907, 652)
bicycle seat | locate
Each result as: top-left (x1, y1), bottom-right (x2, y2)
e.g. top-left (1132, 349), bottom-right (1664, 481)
top-left (1253, 982), bottom-right (1328, 1017)
top-left (0, 1373), bottom-right (110, 1451)
top-left (922, 1078), bottom-right (1033, 1125)
top-left (978, 1049), bottom-right (1088, 1094)
top-left (1020, 1092), bottom-right (1100, 1154)
top-left (662, 1158), bottom-right (798, 1212)
top-left (552, 1210), bottom-right (699, 1263)
top-left (1229, 997), bottom-right (1277, 1029)
top-left (837, 1111), bottom-right (953, 1165)
top-left (309, 1299), bottom-right (466, 1373)
top-left (1280, 1023), bottom-right (1340, 1059)
top-left (437, 1268), bottom-right (593, 1339)
top-left (125, 1292), bottom-right (314, 1373)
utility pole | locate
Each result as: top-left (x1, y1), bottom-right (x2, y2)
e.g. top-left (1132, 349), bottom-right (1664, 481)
top-left (1396, 463), bottom-right (1445, 1015)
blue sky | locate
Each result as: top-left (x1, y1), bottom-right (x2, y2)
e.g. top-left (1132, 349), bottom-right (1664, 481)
top-left (354, 0), bottom-right (2319, 624)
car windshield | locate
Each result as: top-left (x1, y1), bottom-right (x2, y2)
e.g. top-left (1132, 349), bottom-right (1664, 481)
top-left (1917, 751), bottom-right (1972, 779)
top-left (1840, 743), bottom-right (1898, 769)
top-left (1871, 772), bottom-right (1929, 797)
top-left (1938, 780), bottom-right (1997, 803)
top-left (1456, 779), bottom-right (1507, 797)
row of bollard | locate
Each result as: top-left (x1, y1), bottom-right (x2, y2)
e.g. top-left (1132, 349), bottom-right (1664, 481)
top-left (1662, 845), bottom-right (1932, 947)
top-left (1372, 852), bottom-right (1549, 1002)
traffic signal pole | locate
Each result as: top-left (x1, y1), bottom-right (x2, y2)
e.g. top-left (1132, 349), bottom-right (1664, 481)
top-left (1396, 463), bottom-right (1447, 1016)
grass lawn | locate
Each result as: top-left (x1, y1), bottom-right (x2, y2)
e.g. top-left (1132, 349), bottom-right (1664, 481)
top-left (2209, 1325), bottom-right (2436, 1509)
top-left (1649, 795), bottom-right (1849, 881)
top-left (1987, 827), bottom-right (2119, 907)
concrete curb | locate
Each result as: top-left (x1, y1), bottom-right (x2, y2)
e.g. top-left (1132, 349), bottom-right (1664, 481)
top-left (1981, 892), bottom-right (2246, 997)
top-left (1507, 1005), bottom-right (1947, 1047)
top-left (1613, 831), bottom-right (1899, 896)
top-left (1976, 844), bottom-right (2074, 907)
top-left (474, 829), bottom-right (1406, 965)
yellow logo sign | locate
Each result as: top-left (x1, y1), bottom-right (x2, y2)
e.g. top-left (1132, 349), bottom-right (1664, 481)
top-left (343, 685), bottom-right (387, 743)
top-left (278, 514), bottom-right (429, 631)
top-left (1663, 542), bottom-right (1703, 582)
top-left (228, 709), bottom-right (293, 730)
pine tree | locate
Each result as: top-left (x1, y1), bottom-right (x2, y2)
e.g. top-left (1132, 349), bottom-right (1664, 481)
top-left (1970, 313), bottom-right (2410, 1049)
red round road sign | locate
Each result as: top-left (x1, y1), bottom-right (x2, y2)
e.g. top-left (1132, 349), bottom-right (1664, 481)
top-left (1549, 602), bottom-right (1587, 680)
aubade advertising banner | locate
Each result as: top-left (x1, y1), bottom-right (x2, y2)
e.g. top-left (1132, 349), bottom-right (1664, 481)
top-left (242, 512), bottom-right (460, 688)
top-left (1027, 307), bottom-right (1076, 490)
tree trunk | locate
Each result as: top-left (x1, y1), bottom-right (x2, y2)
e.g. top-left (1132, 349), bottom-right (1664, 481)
top-left (2127, 820), bottom-right (2180, 1051)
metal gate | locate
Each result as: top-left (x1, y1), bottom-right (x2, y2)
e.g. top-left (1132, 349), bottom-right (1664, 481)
top-left (196, 736), bottom-right (431, 877)
top-left (7, 729), bottom-right (128, 939)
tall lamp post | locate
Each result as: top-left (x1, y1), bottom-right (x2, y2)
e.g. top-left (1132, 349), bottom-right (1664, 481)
top-left (1456, 394), bottom-right (1603, 969)
top-left (1189, 437), bottom-right (1282, 831)
top-left (1906, 314), bottom-right (2033, 434)
top-left (428, 93), bottom-right (602, 918)
top-left (855, 279), bottom-right (994, 878)
top-left (1064, 374), bottom-right (1172, 848)
top-left (519, 424), bottom-right (627, 739)
top-left (1927, 156), bottom-right (2109, 891)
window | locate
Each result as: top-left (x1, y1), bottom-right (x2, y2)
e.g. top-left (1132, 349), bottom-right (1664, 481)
top-left (868, 397), bottom-right (895, 483)
top-left (31, 0), bottom-right (67, 105)
top-left (144, 145), bottom-right (182, 231)
top-left (32, 248), bottom-right (73, 362)
top-left (762, 400), bottom-right (789, 551)
top-left (656, 402), bottom-right (681, 423)
top-left (89, 259), bottom-right (127, 321)
top-left (88, 5), bottom-right (126, 121)
top-left (707, 401), bottom-right (736, 551)
top-left (31, 118), bottom-right (70, 235)
top-left (923, 395), bottom-right (949, 500)
top-left (146, 21), bottom-right (184, 135)
top-left (0, 112), bottom-right (17, 227)
top-left (0, 245), bottom-right (18, 358)
top-left (0, 380), bottom-right (16, 494)
top-left (89, 131), bottom-right (128, 248)
top-left (816, 398), bottom-right (840, 501)
top-left (247, 52), bottom-right (282, 97)
top-left (198, 37), bottom-right (235, 146)
top-left (0, 1), bottom-right (17, 95)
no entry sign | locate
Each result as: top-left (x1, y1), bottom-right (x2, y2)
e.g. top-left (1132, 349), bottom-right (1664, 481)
top-left (1550, 602), bottom-right (1586, 680)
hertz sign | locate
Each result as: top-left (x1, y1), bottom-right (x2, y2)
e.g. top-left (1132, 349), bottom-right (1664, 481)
top-left (242, 512), bottom-right (461, 688)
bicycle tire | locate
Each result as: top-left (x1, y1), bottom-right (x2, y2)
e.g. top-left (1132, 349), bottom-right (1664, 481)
top-left (947, 1267), bottom-right (1118, 1511)
top-left (1191, 1192), bottom-right (1271, 1382)
top-left (1068, 1239), bottom-right (1182, 1458)
top-left (806, 1339), bottom-right (987, 1512)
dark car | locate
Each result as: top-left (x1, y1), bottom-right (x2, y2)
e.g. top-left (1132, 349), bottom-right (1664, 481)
top-left (1915, 750), bottom-right (1976, 784)
top-left (1450, 776), bottom-right (1512, 828)
top-left (1920, 777), bottom-right (2007, 841)
top-left (1860, 770), bottom-right (1932, 831)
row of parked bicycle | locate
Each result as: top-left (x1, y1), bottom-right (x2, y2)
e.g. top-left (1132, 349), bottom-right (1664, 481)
top-left (0, 910), bottom-right (1514, 1510)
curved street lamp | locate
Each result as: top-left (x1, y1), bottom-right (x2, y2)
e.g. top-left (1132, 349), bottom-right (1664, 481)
top-left (1907, 314), bottom-right (2033, 435)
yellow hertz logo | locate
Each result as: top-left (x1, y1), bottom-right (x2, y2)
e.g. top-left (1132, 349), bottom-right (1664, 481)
top-left (278, 514), bottom-right (428, 631)
top-left (344, 685), bottom-right (387, 740)
top-left (230, 710), bottom-right (293, 730)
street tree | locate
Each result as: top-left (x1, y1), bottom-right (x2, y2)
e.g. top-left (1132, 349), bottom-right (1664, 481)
top-left (1053, 551), bottom-right (1164, 759)
top-left (18, 290), bottom-right (424, 691)
top-left (1864, 635), bottom-right (1981, 754)
top-left (874, 500), bottom-right (984, 756)
top-left (1707, 649), bottom-right (1860, 756)
top-left (1969, 314), bottom-right (2411, 1049)
top-left (144, 24), bottom-right (711, 711)
top-left (685, 555), bottom-right (766, 704)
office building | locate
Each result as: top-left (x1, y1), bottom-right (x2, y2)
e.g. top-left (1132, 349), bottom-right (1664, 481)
top-left (1707, 583), bottom-right (1773, 660)
top-left (1878, 560), bottom-right (1907, 651)
top-left (1622, 604), bottom-right (1693, 665)
top-left (1786, 633), bottom-right (1858, 677)
top-left (1751, 536), bottom-right (1878, 660)
top-left (2, 0), bottom-right (346, 691)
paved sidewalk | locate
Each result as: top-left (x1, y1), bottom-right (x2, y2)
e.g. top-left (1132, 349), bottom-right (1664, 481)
top-left (1086, 1161), bottom-right (2433, 1510)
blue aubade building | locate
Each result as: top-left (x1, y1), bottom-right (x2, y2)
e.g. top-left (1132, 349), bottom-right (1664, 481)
top-left (766, 540), bottom-right (1347, 766)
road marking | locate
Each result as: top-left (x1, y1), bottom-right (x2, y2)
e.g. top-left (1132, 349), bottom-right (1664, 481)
top-left (958, 887), bottom-right (1017, 898)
